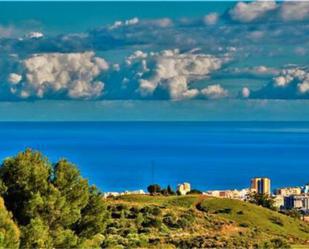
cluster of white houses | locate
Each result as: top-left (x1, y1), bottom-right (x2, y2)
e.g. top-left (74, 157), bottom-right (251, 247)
top-left (204, 177), bottom-right (271, 200)
top-left (275, 186), bottom-right (309, 212)
top-left (103, 182), bottom-right (192, 198)
top-left (205, 177), bottom-right (309, 213)
top-left (103, 178), bottom-right (309, 215)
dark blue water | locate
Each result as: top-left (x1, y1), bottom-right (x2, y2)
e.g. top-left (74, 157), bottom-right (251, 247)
top-left (0, 122), bottom-right (308, 192)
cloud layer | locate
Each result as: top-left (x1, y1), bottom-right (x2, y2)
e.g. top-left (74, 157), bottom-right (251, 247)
top-left (0, 1), bottom-right (308, 101)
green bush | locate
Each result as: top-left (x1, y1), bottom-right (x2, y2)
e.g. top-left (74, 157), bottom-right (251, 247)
top-left (215, 208), bottom-right (232, 214)
top-left (239, 222), bottom-right (249, 228)
top-left (270, 238), bottom-right (291, 248)
top-left (163, 213), bottom-right (179, 229)
top-left (269, 216), bottom-right (284, 226)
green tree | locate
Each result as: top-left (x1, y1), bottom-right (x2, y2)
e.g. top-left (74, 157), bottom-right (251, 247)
top-left (167, 185), bottom-right (175, 195)
top-left (248, 192), bottom-right (275, 210)
top-left (0, 149), bottom-right (50, 224)
top-left (0, 149), bottom-right (107, 248)
top-left (74, 186), bottom-right (108, 238)
top-left (147, 184), bottom-right (161, 195)
top-left (52, 159), bottom-right (90, 227)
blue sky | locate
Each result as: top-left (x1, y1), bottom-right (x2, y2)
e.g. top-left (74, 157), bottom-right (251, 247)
top-left (1, 1), bottom-right (309, 121)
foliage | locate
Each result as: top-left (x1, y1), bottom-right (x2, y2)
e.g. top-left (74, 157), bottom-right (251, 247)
top-left (160, 185), bottom-right (176, 196)
top-left (167, 185), bottom-right (175, 195)
top-left (0, 149), bottom-right (108, 248)
top-left (0, 197), bottom-right (20, 249)
top-left (283, 209), bottom-right (302, 219)
top-left (187, 189), bottom-right (202, 195)
top-left (248, 192), bottom-right (275, 210)
top-left (269, 238), bottom-right (291, 248)
top-left (269, 216), bottom-right (284, 226)
top-left (20, 218), bottom-right (52, 249)
top-left (147, 184), bottom-right (161, 195)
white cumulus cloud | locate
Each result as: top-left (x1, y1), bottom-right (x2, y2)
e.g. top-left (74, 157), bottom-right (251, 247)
top-left (242, 87), bottom-right (250, 98)
top-left (123, 49), bottom-right (229, 100)
top-left (109, 17), bottom-right (139, 30)
top-left (229, 1), bottom-right (309, 23)
top-left (201, 84), bottom-right (228, 99)
top-left (229, 0), bottom-right (277, 23)
top-left (26, 32), bottom-right (44, 39)
top-left (203, 12), bottom-right (219, 25)
top-left (10, 52), bottom-right (108, 99)
top-left (249, 66), bottom-right (309, 99)
top-left (8, 73), bottom-right (22, 85)
top-left (280, 1), bottom-right (309, 22)
top-left (273, 68), bottom-right (306, 88)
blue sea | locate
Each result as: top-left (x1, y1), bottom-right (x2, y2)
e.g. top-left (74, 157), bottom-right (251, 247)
top-left (0, 122), bottom-right (308, 192)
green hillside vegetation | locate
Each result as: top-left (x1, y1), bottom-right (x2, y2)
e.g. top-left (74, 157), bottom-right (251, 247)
top-left (104, 194), bottom-right (309, 248)
top-left (0, 149), bottom-right (308, 248)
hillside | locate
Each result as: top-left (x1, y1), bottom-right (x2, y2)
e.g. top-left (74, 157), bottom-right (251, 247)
top-left (103, 195), bottom-right (309, 248)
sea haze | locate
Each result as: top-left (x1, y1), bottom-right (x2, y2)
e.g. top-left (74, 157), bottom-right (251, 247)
top-left (0, 122), bottom-right (308, 192)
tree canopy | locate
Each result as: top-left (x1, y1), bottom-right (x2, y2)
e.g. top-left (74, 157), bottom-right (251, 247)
top-left (248, 192), bottom-right (275, 210)
top-left (0, 149), bottom-right (107, 248)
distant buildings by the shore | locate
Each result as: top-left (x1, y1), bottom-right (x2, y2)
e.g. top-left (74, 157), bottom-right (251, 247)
top-left (102, 178), bottom-right (309, 217)
top-left (204, 177), bottom-right (309, 218)
top-left (204, 188), bottom-right (249, 200)
top-left (103, 189), bottom-right (146, 198)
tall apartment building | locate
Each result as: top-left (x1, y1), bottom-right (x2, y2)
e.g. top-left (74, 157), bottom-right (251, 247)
top-left (251, 177), bottom-right (271, 195)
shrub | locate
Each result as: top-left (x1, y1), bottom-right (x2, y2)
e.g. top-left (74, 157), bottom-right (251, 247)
top-left (269, 216), bottom-right (284, 226)
top-left (177, 217), bottom-right (191, 228)
top-left (239, 222), bottom-right (249, 228)
top-left (215, 208), bottom-right (232, 214)
top-left (142, 216), bottom-right (162, 228)
top-left (196, 203), bottom-right (208, 212)
top-left (147, 184), bottom-right (161, 195)
top-left (163, 213), bottom-right (179, 229)
top-left (187, 189), bottom-right (202, 195)
top-left (151, 206), bottom-right (162, 216)
top-left (248, 193), bottom-right (275, 210)
top-left (270, 238), bottom-right (291, 248)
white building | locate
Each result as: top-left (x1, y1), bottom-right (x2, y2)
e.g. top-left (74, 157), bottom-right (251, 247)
top-left (205, 188), bottom-right (249, 200)
top-left (103, 189), bottom-right (146, 198)
top-left (284, 195), bottom-right (309, 210)
top-left (273, 195), bottom-right (284, 208)
top-left (276, 187), bottom-right (302, 196)
top-left (177, 182), bottom-right (191, 195)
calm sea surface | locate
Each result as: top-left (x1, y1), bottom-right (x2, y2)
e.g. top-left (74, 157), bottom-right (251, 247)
top-left (0, 122), bottom-right (308, 192)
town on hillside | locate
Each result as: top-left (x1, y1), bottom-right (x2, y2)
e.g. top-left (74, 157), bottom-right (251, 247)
top-left (103, 177), bottom-right (309, 221)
